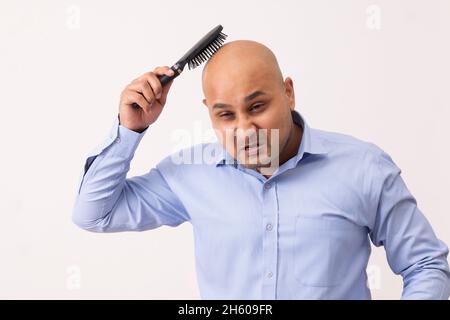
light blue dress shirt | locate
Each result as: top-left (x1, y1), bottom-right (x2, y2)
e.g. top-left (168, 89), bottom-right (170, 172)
top-left (72, 110), bottom-right (450, 299)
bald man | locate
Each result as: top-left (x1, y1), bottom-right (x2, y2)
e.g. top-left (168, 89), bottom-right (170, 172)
top-left (73, 40), bottom-right (450, 299)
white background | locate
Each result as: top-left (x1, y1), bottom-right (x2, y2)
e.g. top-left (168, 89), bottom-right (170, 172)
top-left (0, 0), bottom-right (449, 299)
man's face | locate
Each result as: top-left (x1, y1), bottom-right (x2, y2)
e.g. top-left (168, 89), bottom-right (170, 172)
top-left (203, 65), bottom-right (295, 170)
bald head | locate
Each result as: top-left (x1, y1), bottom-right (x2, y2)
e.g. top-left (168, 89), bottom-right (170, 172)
top-left (202, 40), bottom-right (284, 96)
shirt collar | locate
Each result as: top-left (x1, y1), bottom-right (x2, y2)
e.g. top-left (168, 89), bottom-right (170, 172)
top-left (292, 110), bottom-right (328, 165)
top-left (214, 110), bottom-right (328, 167)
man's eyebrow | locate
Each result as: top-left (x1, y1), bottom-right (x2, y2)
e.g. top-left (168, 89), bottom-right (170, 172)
top-left (244, 90), bottom-right (266, 103)
top-left (212, 91), bottom-right (267, 110)
top-left (212, 102), bottom-right (230, 110)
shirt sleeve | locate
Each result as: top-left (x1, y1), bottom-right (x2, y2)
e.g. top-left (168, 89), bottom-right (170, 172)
top-left (72, 116), bottom-right (190, 232)
top-left (366, 148), bottom-right (450, 299)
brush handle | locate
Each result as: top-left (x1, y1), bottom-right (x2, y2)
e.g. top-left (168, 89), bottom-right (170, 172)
top-left (158, 65), bottom-right (181, 86)
top-left (132, 64), bottom-right (182, 109)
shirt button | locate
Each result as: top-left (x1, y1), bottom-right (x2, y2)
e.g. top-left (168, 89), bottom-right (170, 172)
top-left (266, 223), bottom-right (273, 231)
top-left (264, 183), bottom-right (272, 190)
top-left (267, 272), bottom-right (273, 278)
top-left (115, 137), bottom-right (121, 143)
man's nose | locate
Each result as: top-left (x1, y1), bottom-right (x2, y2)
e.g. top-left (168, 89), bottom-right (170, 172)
top-left (234, 115), bottom-right (258, 145)
top-left (235, 114), bottom-right (257, 132)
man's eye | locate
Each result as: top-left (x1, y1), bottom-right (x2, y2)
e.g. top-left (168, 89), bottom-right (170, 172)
top-left (219, 112), bottom-right (232, 118)
top-left (250, 103), bottom-right (264, 112)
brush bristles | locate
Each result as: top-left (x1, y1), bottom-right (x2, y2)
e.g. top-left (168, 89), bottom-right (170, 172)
top-left (188, 32), bottom-right (228, 70)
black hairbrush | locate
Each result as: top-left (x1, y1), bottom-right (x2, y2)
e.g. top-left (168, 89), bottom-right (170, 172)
top-left (132, 25), bottom-right (227, 109)
top-left (158, 24), bottom-right (227, 85)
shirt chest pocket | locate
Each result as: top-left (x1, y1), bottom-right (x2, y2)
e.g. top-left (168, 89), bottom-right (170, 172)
top-left (293, 215), bottom-right (366, 287)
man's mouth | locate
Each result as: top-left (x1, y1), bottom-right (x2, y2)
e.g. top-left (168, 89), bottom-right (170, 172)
top-left (243, 143), bottom-right (261, 155)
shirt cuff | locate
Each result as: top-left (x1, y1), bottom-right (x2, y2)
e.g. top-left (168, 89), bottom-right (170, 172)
top-left (111, 119), bottom-right (148, 158)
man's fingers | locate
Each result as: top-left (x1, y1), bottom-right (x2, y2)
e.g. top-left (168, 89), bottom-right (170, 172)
top-left (142, 72), bottom-right (165, 100)
top-left (123, 91), bottom-right (151, 112)
top-left (154, 66), bottom-right (175, 77)
top-left (123, 67), bottom-right (174, 113)
top-left (159, 79), bottom-right (174, 105)
top-left (128, 80), bottom-right (154, 105)
top-left (152, 66), bottom-right (175, 104)
top-left (130, 67), bottom-right (173, 102)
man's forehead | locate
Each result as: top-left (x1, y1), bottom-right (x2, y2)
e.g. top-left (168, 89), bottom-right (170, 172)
top-left (204, 68), bottom-right (277, 97)
top-left (204, 55), bottom-right (276, 79)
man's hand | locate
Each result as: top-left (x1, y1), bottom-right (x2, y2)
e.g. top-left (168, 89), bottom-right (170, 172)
top-left (119, 66), bottom-right (175, 133)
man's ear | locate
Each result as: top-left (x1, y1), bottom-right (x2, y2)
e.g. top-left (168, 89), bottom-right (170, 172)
top-left (202, 98), bottom-right (208, 108)
top-left (284, 77), bottom-right (295, 111)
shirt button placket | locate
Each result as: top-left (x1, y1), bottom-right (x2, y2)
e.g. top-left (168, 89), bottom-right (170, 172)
top-left (261, 181), bottom-right (278, 299)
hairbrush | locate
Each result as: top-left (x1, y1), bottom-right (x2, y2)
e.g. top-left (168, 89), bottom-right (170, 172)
top-left (158, 24), bottom-right (227, 85)
top-left (132, 25), bottom-right (227, 109)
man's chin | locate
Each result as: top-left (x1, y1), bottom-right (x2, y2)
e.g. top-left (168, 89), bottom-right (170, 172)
top-left (240, 162), bottom-right (260, 170)
top-left (236, 154), bottom-right (259, 167)
top-left (237, 156), bottom-right (278, 170)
